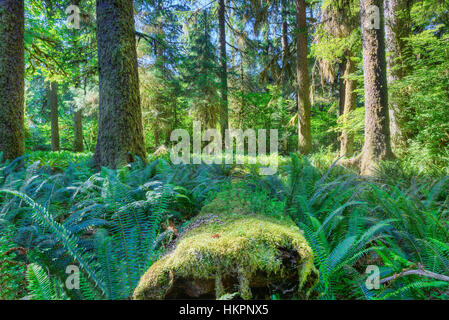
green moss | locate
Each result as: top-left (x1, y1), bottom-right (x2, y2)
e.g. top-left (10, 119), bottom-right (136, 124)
top-left (133, 188), bottom-right (318, 300)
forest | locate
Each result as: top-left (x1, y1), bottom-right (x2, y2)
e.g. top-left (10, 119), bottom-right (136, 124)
top-left (0, 0), bottom-right (448, 301)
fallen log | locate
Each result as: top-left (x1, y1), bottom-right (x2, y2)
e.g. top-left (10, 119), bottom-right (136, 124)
top-left (133, 188), bottom-right (319, 300)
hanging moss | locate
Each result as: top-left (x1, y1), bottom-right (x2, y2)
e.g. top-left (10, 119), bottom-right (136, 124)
top-left (133, 188), bottom-right (318, 300)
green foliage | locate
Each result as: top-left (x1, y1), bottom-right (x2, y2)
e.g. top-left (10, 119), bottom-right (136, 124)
top-left (1, 152), bottom-right (449, 300)
top-left (26, 151), bottom-right (93, 169)
top-left (26, 263), bottom-right (69, 300)
top-left (392, 28), bottom-right (449, 169)
top-left (181, 10), bottom-right (221, 128)
top-left (282, 154), bottom-right (449, 299)
top-left (0, 225), bottom-right (28, 300)
top-left (311, 108), bottom-right (339, 151)
top-left (0, 158), bottom-right (176, 300)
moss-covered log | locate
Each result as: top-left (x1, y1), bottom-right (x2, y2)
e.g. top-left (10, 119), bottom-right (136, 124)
top-left (133, 188), bottom-right (318, 300)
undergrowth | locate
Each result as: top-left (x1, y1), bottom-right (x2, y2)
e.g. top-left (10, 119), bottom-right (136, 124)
top-left (0, 152), bottom-right (448, 300)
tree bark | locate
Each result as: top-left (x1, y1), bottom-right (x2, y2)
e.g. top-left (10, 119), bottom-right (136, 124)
top-left (340, 55), bottom-right (357, 157)
top-left (296, 0), bottom-right (312, 154)
top-left (281, 0), bottom-right (289, 88)
top-left (384, 0), bottom-right (411, 149)
top-left (360, 0), bottom-right (394, 175)
top-left (94, 0), bottom-right (146, 168)
top-left (0, 0), bottom-right (25, 161)
top-left (73, 110), bottom-right (83, 152)
top-left (71, 0), bottom-right (84, 153)
top-left (49, 82), bottom-right (60, 151)
top-left (72, 76), bottom-right (84, 153)
top-left (218, 0), bottom-right (229, 141)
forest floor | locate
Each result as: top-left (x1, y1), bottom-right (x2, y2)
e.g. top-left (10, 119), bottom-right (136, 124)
top-left (1, 150), bottom-right (448, 300)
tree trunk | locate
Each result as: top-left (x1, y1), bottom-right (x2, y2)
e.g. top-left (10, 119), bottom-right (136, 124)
top-left (71, 0), bottom-right (83, 153)
top-left (49, 82), bottom-right (60, 151)
top-left (133, 187), bottom-right (318, 300)
top-left (340, 55), bottom-right (357, 157)
top-left (281, 0), bottom-right (289, 88)
top-left (384, 0), bottom-right (411, 149)
top-left (360, 0), bottom-right (394, 175)
top-left (296, 0), bottom-right (312, 154)
top-left (0, 0), bottom-right (25, 161)
top-left (94, 0), bottom-right (146, 168)
top-left (73, 110), bottom-right (83, 152)
top-left (73, 78), bottom-right (84, 153)
top-left (218, 0), bottom-right (228, 141)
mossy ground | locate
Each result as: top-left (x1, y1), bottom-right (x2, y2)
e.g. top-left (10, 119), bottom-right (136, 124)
top-left (133, 188), bottom-right (318, 300)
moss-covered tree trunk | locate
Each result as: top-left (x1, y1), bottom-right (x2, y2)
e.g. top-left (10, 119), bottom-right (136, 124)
top-left (49, 82), bottom-right (60, 152)
top-left (0, 0), bottom-right (25, 161)
top-left (94, 0), bottom-right (146, 168)
top-left (218, 0), bottom-right (229, 143)
top-left (384, 0), bottom-right (411, 149)
top-left (296, 0), bottom-right (312, 154)
top-left (133, 187), bottom-right (318, 300)
top-left (340, 54), bottom-right (357, 157)
top-left (360, 0), bottom-right (394, 175)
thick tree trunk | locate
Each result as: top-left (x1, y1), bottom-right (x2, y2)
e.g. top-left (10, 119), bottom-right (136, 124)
top-left (0, 0), bottom-right (25, 161)
top-left (360, 0), bottom-right (394, 175)
top-left (94, 0), bottom-right (146, 168)
top-left (49, 82), bottom-right (60, 151)
top-left (218, 0), bottom-right (228, 141)
top-left (296, 0), bottom-right (312, 154)
top-left (384, 0), bottom-right (411, 148)
top-left (340, 55), bottom-right (357, 157)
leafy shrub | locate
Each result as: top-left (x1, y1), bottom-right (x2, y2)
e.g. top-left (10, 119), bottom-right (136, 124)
top-left (0, 225), bottom-right (28, 300)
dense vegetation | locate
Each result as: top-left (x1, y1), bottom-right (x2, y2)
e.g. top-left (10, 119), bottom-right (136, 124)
top-left (0, 0), bottom-right (448, 300)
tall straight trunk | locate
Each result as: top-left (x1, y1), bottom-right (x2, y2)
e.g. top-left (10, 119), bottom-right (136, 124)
top-left (73, 110), bottom-right (83, 152)
top-left (218, 0), bottom-right (228, 140)
top-left (71, 0), bottom-right (84, 153)
top-left (384, 0), bottom-right (410, 148)
top-left (72, 74), bottom-right (84, 153)
top-left (281, 0), bottom-right (288, 88)
top-left (340, 55), bottom-right (357, 157)
top-left (94, 0), bottom-right (146, 168)
top-left (0, 0), bottom-right (25, 161)
top-left (296, 0), bottom-right (312, 154)
top-left (360, 0), bottom-right (394, 175)
top-left (49, 82), bottom-right (60, 151)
